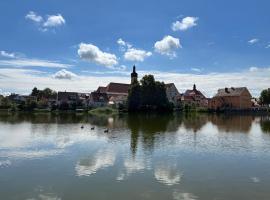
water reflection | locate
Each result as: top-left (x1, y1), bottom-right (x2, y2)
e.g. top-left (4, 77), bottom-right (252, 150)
top-left (260, 116), bottom-right (270, 133)
top-left (75, 149), bottom-right (116, 176)
top-left (1, 113), bottom-right (270, 200)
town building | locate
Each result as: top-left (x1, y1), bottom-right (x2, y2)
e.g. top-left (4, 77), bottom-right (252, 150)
top-left (89, 92), bottom-right (109, 107)
top-left (181, 84), bottom-right (208, 107)
top-left (208, 87), bottom-right (252, 110)
top-left (57, 91), bottom-right (79, 105)
top-left (165, 83), bottom-right (181, 105)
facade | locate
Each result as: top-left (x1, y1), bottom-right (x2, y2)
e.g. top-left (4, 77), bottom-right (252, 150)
top-left (181, 84), bottom-right (208, 107)
top-left (57, 91), bottom-right (79, 105)
top-left (209, 87), bottom-right (252, 110)
top-left (165, 83), bottom-right (181, 105)
top-left (89, 92), bottom-right (109, 107)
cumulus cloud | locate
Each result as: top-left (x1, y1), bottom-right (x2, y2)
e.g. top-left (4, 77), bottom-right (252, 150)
top-left (117, 38), bottom-right (152, 62)
top-left (172, 16), bottom-right (198, 31)
top-left (154, 35), bottom-right (181, 58)
top-left (78, 43), bottom-right (118, 67)
top-left (0, 50), bottom-right (15, 58)
top-left (25, 11), bottom-right (65, 31)
top-left (249, 67), bottom-right (258, 72)
top-left (25, 11), bottom-right (43, 23)
top-left (248, 38), bottom-right (259, 44)
top-left (266, 44), bottom-right (270, 49)
top-left (52, 69), bottom-right (77, 80)
top-left (124, 48), bottom-right (152, 62)
top-left (43, 14), bottom-right (65, 27)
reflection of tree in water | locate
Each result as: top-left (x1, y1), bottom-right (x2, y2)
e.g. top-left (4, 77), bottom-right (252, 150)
top-left (260, 116), bottom-right (270, 133)
top-left (126, 113), bottom-right (181, 155)
top-left (181, 113), bottom-right (208, 133)
top-left (209, 114), bottom-right (253, 133)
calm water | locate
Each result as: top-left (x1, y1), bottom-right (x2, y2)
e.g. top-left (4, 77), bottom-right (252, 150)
top-left (0, 113), bottom-right (270, 200)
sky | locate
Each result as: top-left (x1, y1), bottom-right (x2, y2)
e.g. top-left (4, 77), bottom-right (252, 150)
top-left (0, 0), bottom-right (270, 97)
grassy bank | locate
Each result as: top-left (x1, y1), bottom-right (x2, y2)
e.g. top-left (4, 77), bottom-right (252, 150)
top-left (88, 107), bottom-right (118, 115)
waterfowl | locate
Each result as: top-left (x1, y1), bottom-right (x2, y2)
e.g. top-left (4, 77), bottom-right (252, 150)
top-left (91, 127), bottom-right (95, 130)
top-left (81, 125), bottom-right (84, 129)
top-left (104, 129), bottom-right (109, 133)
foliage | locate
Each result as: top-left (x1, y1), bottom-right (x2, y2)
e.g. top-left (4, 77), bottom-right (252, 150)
top-left (0, 97), bottom-right (11, 109)
top-left (89, 106), bottom-right (118, 115)
top-left (31, 87), bottom-right (57, 100)
top-left (259, 89), bottom-right (270, 106)
top-left (127, 75), bottom-right (173, 112)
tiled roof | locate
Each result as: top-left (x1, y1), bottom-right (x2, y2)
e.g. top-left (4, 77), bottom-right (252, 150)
top-left (184, 89), bottom-right (205, 98)
top-left (215, 87), bottom-right (250, 97)
top-left (106, 82), bottom-right (130, 94)
top-left (97, 86), bottom-right (107, 93)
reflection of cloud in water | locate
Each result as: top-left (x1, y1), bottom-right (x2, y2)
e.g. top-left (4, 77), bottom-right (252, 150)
top-left (154, 163), bottom-right (182, 186)
top-left (116, 158), bottom-right (146, 181)
top-left (251, 177), bottom-right (260, 183)
top-left (173, 191), bottom-right (198, 200)
top-left (0, 149), bottom-right (64, 159)
top-left (0, 159), bottom-right (11, 167)
top-left (27, 194), bottom-right (61, 200)
top-left (75, 149), bottom-right (115, 176)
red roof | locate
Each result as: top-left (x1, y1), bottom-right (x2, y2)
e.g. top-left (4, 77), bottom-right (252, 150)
top-left (105, 82), bottom-right (130, 94)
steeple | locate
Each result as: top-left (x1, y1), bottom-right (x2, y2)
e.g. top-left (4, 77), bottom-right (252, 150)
top-left (131, 65), bottom-right (138, 84)
top-left (193, 84), bottom-right (196, 91)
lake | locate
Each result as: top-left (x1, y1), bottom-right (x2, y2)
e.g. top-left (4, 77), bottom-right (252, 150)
top-left (0, 113), bottom-right (270, 200)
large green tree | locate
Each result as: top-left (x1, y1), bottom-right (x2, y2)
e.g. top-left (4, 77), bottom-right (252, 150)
top-left (260, 89), bottom-right (270, 106)
top-left (127, 75), bottom-right (172, 112)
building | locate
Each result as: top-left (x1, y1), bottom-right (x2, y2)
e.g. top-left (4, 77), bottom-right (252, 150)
top-left (57, 91), bottom-right (79, 105)
top-left (181, 84), bottom-right (208, 107)
top-left (209, 87), bottom-right (252, 110)
top-left (165, 83), bottom-right (181, 105)
top-left (89, 92), bottom-right (109, 107)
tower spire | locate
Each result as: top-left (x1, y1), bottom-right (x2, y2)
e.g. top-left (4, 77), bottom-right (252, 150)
top-left (131, 65), bottom-right (138, 84)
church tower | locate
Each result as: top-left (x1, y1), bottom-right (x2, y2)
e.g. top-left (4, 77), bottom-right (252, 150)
top-left (131, 65), bottom-right (138, 84)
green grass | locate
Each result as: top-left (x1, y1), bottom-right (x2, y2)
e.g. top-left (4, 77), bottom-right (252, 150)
top-left (88, 107), bottom-right (118, 115)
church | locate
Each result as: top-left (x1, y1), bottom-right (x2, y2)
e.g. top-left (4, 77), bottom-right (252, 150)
top-left (89, 65), bottom-right (180, 107)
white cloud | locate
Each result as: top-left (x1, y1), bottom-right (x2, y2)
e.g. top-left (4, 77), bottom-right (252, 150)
top-left (0, 50), bottom-right (15, 58)
top-left (0, 58), bottom-right (72, 68)
top-left (248, 38), bottom-right (259, 44)
top-left (52, 69), bottom-right (77, 80)
top-left (117, 38), bottom-right (126, 46)
top-left (25, 11), bottom-right (43, 23)
top-left (0, 67), bottom-right (270, 97)
top-left (191, 68), bottom-right (202, 72)
top-left (249, 67), bottom-right (258, 72)
top-left (25, 11), bottom-right (65, 31)
top-left (172, 16), bottom-right (198, 31)
top-left (78, 43), bottom-right (118, 67)
top-left (43, 14), bottom-right (65, 27)
top-left (124, 48), bottom-right (152, 62)
top-left (154, 35), bottom-right (181, 58)
top-left (266, 44), bottom-right (270, 49)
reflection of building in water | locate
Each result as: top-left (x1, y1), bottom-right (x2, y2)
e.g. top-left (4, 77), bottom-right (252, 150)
top-left (260, 116), bottom-right (270, 133)
top-left (181, 114), bottom-right (208, 133)
top-left (209, 115), bottom-right (253, 133)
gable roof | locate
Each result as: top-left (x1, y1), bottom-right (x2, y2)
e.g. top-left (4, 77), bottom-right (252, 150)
top-left (106, 82), bottom-right (130, 94)
top-left (184, 89), bottom-right (205, 98)
top-left (215, 87), bottom-right (251, 97)
top-left (96, 86), bottom-right (107, 93)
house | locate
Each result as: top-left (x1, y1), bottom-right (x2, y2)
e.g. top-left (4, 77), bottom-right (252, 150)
top-left (108, 95), bottom-right (127, 106)
top-left (57, 91), bottom-right (79, 105)
top-left (208, 87), bottom-right (252, 110)
top-left (8, 94), bottom-right (37, 103)
top-left (165, 83), bottom-right (181, 105)
top-left (89, 92), bottom-right (109, 107)
top-left (181, 84), bottom-right (208, 107)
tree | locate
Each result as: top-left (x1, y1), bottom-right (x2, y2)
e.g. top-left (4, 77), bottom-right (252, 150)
top-left (127, 74), bottom-right (172, 112)
top-left (31, 87), bottom-right (39, 96)
top-left (259, 89), bottom-right (270, 106)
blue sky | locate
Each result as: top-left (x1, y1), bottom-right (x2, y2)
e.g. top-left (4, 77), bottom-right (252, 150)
top-left (0, 0), bottom-right (270, 96)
